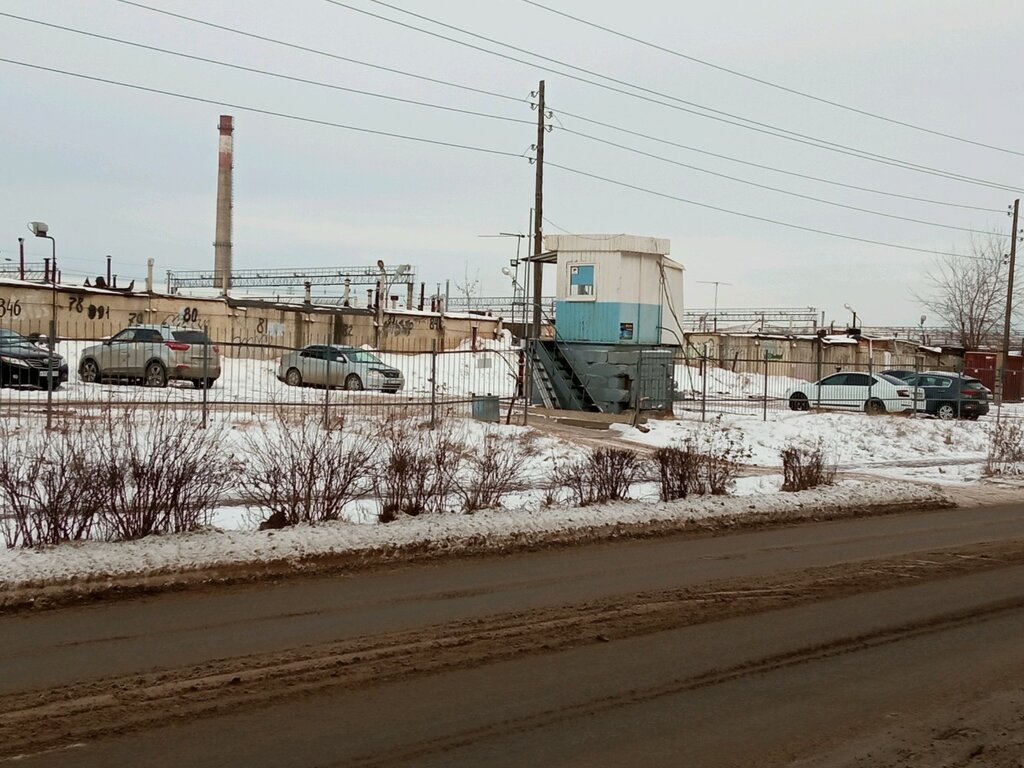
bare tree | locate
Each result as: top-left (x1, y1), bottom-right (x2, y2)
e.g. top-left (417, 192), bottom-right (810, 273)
top-left (917, 234), bottom-right (1015, 349)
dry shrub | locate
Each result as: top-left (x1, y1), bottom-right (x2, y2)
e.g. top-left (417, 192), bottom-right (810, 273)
top-left (652, 444), bottom-right (704, 501)
top-left (985, 420), bottom-right (1024, 475)
top-left (0, 421), bottom-right (105, 548)
top-left (780, 440), bottom-right (836, 492)
top-left (373, 417), bottom-right (464, 522)
top-left (239, 414), bottom-right (376, 526)
top-left (94, 407), bottom-right (232, 540)
top-left (457, 428), bottom-right (538, 512)
top-left (653, 418), bottom-right (750, 500)
top-left (555, 447), bottom-right (647, 506)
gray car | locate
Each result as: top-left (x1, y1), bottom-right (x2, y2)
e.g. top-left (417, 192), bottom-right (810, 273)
top-left (78, 325), bottom-right (221, 388)
top-left (277, 345), bottom-right (404, 392)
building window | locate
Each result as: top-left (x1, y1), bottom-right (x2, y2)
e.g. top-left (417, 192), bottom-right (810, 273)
top-left (569, 264), bottom-right (595, 297)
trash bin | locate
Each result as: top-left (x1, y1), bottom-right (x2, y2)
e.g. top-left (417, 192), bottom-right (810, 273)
top-left (470, 394), bottom-right (500, 423)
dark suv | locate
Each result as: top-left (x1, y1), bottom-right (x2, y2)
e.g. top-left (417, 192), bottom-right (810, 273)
top-left (0, 328), bottom-right (68, 389)
top-left (884, 370), bottom-right (989, 420)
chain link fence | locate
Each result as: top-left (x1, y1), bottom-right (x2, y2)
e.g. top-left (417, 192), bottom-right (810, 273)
top-left (0, 316), bottom-right (524, 428)
top-left (670, 350), bottom-right (1022, 422)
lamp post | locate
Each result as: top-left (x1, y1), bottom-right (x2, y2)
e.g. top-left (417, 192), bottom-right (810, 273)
top-left (479, 232), bottom-right (526, 328)
top-left (843, 303), bottom-right (858, 330)
top-left (28, 221), bottom-right (56, 429)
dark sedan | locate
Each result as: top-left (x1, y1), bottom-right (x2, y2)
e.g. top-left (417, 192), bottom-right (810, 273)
top-left (885, 370), bottom-right (989, 420)
top-left (0, 329), bottom-right (68, 390)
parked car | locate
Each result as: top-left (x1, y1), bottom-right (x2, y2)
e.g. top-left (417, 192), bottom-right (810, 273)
top-left (884, 370), bottom-right (990, 420)
top-left (786, 371), bottom-right (925, 414)
top-left (78, 325), bottom-right (221, 388)
top-left (0, 328), bottom-right (68, 389)
top-left (277, 345), bottom-right (404, 392)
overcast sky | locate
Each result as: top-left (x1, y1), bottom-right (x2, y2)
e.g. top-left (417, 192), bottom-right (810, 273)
top-left (1, 0), bottom-right (1022, 325)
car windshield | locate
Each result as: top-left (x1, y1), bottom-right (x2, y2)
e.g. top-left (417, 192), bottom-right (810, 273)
top-left (0, 329), bottom-right (36, 349)
top-left (172, 330), bottom-right (210, 344)
top-left (343, 349), bottom-right (384, 365)
top-left (878, 374), bottom-right (908, 385)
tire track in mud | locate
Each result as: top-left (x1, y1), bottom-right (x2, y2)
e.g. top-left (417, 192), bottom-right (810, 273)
top-left (2, 541), bottom-right (1024, 760)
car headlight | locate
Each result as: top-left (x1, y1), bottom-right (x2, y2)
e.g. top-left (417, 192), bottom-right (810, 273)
top-left (0, 356), bottom-right (29, 368)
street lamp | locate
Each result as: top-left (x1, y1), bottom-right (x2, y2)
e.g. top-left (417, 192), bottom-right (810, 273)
top-left (479, 232), bottom-right (527, 329)
top-left (28, 221), bottom-right (57, 429)
top-left (843, 303), bottom-right (859, 330)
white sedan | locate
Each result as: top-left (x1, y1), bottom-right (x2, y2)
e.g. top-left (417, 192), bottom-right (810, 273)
top-left (786, 372), bottom-right (925, 414)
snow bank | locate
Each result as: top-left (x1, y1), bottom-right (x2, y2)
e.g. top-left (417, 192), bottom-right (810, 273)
top-left (0, 479), bottom-right (948, 590)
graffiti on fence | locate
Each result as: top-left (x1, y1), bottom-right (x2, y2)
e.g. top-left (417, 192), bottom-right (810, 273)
top-left (382, 317), bottom-right (414, 337)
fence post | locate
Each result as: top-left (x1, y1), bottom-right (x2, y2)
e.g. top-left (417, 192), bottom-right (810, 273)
top-left (323, 335), bottom-right (331, 431)
top-left (632, 349), bottom-right (644, 428)
top-left (700, 351), bottom-right (707, 423)
top-left (429, 339), bottom-right (437, 428)
top-left (201, 322), bottom-right (210, 429)
top-left (762, 351), bottom-right (769, 422)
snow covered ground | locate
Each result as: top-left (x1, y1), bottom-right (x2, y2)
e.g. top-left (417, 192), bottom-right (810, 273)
top-left (2, 352), bottom-right (1023, 593)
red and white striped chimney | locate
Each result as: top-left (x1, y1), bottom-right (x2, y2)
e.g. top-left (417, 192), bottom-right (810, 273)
top-left (213, 114), bottom-right (234, 292)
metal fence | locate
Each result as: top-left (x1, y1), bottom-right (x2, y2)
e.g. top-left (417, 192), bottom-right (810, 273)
top-left (0, 319), bottom-right (524, 427)
top-left (670, 352), bottom-right (1020, 421)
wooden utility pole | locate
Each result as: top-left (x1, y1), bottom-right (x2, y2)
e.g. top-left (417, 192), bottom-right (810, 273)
top-left (999, 198), bottom-right (1020, 406)
top-left (531, 80), bottom-right (546, 339)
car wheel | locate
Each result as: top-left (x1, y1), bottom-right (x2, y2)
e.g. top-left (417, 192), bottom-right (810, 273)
top-left (864, 399), bottom-right (886, 415)
top-left (968, 414), bottom-right (981, 421)
top-left (79, 358), bottom-right (100, 383)
top-left (788, 393), bottom-right (809, 411)
top-left (936, 402), bottom-right (958, 421)
top-left (144, 361), bottom-right (168, 388)
top-left (344, 374), bottom-right (364, 391)
top-left (285, 367), bottom-right (303, 387)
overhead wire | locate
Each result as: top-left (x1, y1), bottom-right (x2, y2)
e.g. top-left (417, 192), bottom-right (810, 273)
top-left (101, 2), bottom-right (1006, 211)
top-left (544, 161), bottom-right (970, 259)
top-left (321, 0), bottom-right (1024, 193)
top-left (547, 106), bottom-right (1003, 213)
top-left (520, 0), bottom-right (1024, 158)
top-left (6, 10), bottom-right (997, 233)
top-left (0, 12), bottom-right (535, 128)
top-left (0, 57), bottom-right (994, 261)
top-left (0, 57), bottom-right (527, 161)
top-left (558, 126), bottom-right (1004, 236)
top-left (113, 0), bottom-right (526, 105)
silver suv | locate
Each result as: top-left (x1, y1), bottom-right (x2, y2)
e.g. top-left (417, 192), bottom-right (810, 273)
top-left (78, 325), bottom-right (221, 388)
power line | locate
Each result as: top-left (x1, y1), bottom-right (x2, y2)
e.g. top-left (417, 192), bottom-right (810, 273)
top-left (323, 0), bottom-right (1024, 193)
top-left (559, 126), bottom-right (1004, 236)
top-left (544, 161), bottom-right (972, 259)
top-left (0, 55), bottom-right (996, 262)
top-left (0, 12), bottom-right (535, 128)
top-left (549, 106), bottom-right (1002, 213)
top-left (105, 2), bottom-right (1012, 208)
top-left (0, 57), bottom-right (526, 161)
top-left (113, 0), bottom-right (525, 105)
top-left (9, 12), bottom-right (994, 233)
top-left (520, 0), bottom-right (1024, 158)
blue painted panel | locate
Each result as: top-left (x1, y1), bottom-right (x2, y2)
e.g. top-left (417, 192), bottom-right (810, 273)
top-left (556, 301), bottom-right (662, 344)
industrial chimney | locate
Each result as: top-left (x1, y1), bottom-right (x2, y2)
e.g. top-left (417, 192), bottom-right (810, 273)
top-left (213, 114), bottom-right (234, 292)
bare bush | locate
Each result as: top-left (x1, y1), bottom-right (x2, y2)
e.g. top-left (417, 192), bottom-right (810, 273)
top-left (0, 421), bottom-right (105, 548)
top-left (94, 407), bottom-right (232, 540)
top-left (457, 428), bottom-right (538, 512)
top-left (373, 417), bottom-right (464, 522)
top-left (985, 420), bottom-right (1024, 476)
top-left (239, 415), bottom-right (376, 527)
top-left (653, 418), bottom-right (750, 500)
top-left (652, 444), bottom-right (704, 501)
top-left (555, 447), bottom-right (647, 506)
top-left (780, 440), bottom-right (837, 492)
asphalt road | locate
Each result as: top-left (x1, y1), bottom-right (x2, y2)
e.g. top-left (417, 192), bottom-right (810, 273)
top-left (4, 502), bottom-right (1024, 766)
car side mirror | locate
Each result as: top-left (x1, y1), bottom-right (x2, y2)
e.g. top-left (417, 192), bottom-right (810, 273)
top-left (336, 355), bottom-right (347, 364)
top-left (103, 340), bottom-right (112, 346)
